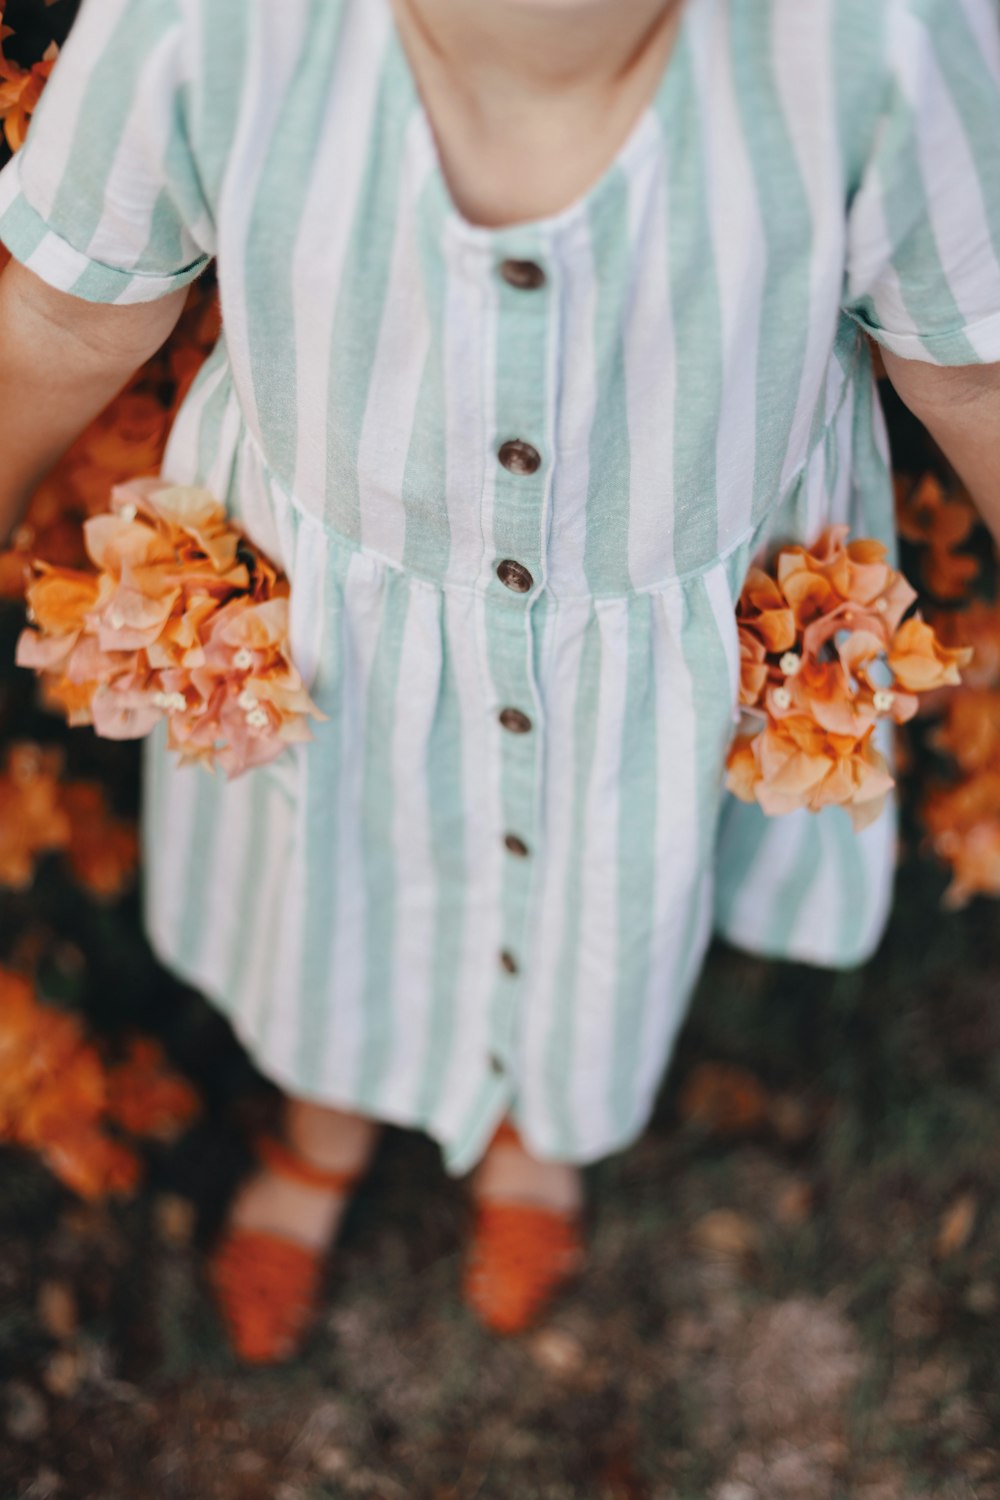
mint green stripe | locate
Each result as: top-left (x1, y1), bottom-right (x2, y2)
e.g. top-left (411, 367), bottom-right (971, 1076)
top-left (582, 169), bottom-right (632, 593)
top-left (0, 190), bottom-right (47, 264)
top-left (761, 819), bottom-right (818, 952)
top-left (401, 180), bottom-right (450, 580)
top-left (294, 553), bottom-right (348, 1090)
top-left (713, 798), bottom-right (774, 935)
top-left (832, 0), bottom-right (888, 195)
top-left (920, 0), bottom-right (1000, 269)
top-left (355, 571), bottom-right (412, 1108)
top-left (223, 782), bottom-right (275, 1013)
top-left (608, 595), bottom-right (657, 1134)
top-left (324, 40), bottom-right (415, 539)
top-left (243, 0), bottom-right (343, 483)
top-left (546, 610), bottom-right (602, 1155)
top-left (686, 575), bottom-right (738, 868)
top-left (730, 1), bottom-right (814, 525)
top-left (873, 71), bottom-right (977, 363)
top-left (659, 31), bottom-right (724, 573)
top-left (174, 770), bottom-right (223, 963)
top-left (832, 806), bottom-right (871, 961)
top-left (194, 0), bottom-right (251, 210)
top-left (47, 0), bottom-right (174, 249)
top-left (415, 605), bottom-right (467, 1119)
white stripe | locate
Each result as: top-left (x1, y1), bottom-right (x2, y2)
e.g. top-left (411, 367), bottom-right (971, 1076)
top-left (441, 237), bottom-right (491, 584)
top-left (519, 597), bottom-right (590, 1147)
top-left (429, 587), bottom-right (506, 1139)
top-left (384, 585), bottom-right (442, 1110)
top-left (287, 512), bottom-right (331, 694)
top-left (773, 0), bottom-right (843, 490)
top-left (903, 22), bottom-right (1000, 333)
top-left (623, 118), bottom-right (677, 589)
top-left (216, 4), bottom-right (311, 453)
top-left (547, 234), bottom-right (598, 598)
top-left (357, 116), bottom-right (434, 563)
top-left (83, 27), bottom-right (202, 271)
top-left (696, 0), bottom-right (764, 550)
top-left (291, 0), bottom-right (390, 508)
top-left (703, 563), bottom-right (741, 724)
top-left (315, 550), bottom-right (393, 1096)
top-left (637, 586), bottom-right (702, 1107)
top-left (956, 0), bottom-right (1000, 89)
top-left (15, 0), bottom-right (132, 222)
top-left (569, 599), bottom-right (628, 1149)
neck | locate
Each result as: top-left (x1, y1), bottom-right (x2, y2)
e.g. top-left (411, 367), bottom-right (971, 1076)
top-left (391, 0), bottom-right (683, 114)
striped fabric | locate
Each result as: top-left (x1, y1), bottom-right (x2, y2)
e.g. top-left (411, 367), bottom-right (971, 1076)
top-left (2, 0), bottom-right (1000, 1174)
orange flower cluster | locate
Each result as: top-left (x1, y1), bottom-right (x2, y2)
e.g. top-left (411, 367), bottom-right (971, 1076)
top-left (0, 967), bottom-right (200, 1200)
top-left (895, 471), bottom-right (981, 602)
top-left (917, 601), bottom-right (1000, 908)
top-left (0, 739), bottom-right (137, 898)
top-left (726, 525), bottom-right (971, 831)
top-left (0, 274), bottom-right (221, 598)
top-left (16, 477), bottom-right (326, 778)
top-left (0, 0), bottom-right (58, 154)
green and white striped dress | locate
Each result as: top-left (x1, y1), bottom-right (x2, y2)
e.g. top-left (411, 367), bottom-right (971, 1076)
top-left (2, 0), bottom-right (1000, 1174)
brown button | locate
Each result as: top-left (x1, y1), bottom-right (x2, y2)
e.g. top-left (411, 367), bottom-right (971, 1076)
top-left (489, 1052), bottom-right (505, 1075)
top-left (498, 258), bottom-right (546, 291)
top-left (498, 439), bottom-right (541, 476)
top-left (499, 950), bottom-right (519, 975)
top-left (504, 833), bottom-right (530, 857)
top-left (498, 707), bottom-right (532, 734)
top-left (496, 558), bottom-right (534, 593)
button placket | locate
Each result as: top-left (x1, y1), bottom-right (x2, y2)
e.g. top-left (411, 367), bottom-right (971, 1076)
top-left (482, 237), bottom-right (552, 1081)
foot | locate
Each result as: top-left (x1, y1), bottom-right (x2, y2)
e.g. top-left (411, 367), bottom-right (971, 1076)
top-left (208, 1100), bottom-right (381, 1364)
top-left (470, 1117), bottom-right (583, 1214)
top-left (463, 1118), bottom-right (586, 1335)
top-left (225, 1099), bottom-right (380, 1253)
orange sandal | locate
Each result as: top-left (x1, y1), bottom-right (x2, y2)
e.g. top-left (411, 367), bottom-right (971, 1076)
top-left (461, 1118), bottom-right (586, 1335)
top-left (206, 1130), bottom-right (365, 1365)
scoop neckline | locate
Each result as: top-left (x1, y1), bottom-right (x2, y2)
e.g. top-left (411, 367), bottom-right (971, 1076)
top-left (381, 0), bottom-right (694, 245)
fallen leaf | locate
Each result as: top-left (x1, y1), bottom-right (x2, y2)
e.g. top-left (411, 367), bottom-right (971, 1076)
top-left (934, 1192), bottom-right (977, 1259)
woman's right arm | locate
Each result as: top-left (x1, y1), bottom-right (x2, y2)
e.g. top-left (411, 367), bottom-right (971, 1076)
top-left (0, 256), bottom-right (187, 545)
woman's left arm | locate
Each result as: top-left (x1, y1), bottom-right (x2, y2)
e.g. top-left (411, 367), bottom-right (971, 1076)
top-left (882, 352), bottom-right (1000, 549)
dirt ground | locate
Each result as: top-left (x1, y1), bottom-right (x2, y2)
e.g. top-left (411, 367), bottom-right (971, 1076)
top-left (1, 707), bottom-right (998, 1500)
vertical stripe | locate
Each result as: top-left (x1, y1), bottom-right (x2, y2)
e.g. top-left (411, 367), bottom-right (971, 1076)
top-left (582, 171), bottom-right (632, 593)
top-left (323, 36), bottom-right (416, 540)
top-left (730, 0), bottom-right (813, 524)
top-left (242, 0), bottom-right (337, 482)
top-left (664, 18), bottom-right (725, 571)
top-left (607, 595), bottom-right (657, 1136)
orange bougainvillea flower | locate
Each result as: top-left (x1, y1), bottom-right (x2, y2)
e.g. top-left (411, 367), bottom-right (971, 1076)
top-left (0, 968), bottom-right (201, 1201)
top-left (59, 781), bottom-right (139, 900)
top-left (0, 33), bottom-right (57, 153)
top-left (726, 525), bottom-right (969, 830)
top-left (15, 477), bottom-right (327, 778)
top-left (887, 616), bottom-right (973, 692)
top-left (104, 1036), bottom-right (200, 1142)
top-left (0, 742), bottom-right (71, 889)
top-left (895, 472), bottom-right (980, 602)
top-left (922, 770), bottom-right (1000, 910)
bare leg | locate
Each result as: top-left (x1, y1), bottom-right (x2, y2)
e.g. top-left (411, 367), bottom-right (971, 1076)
top-left (470, 1117), bottom-right (583, 1212)
top-left (225, 1096), bottom-right (381, 1251)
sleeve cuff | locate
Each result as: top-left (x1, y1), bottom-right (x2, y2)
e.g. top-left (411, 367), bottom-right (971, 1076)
top-left (847, 303), bottom-right (1000, 366)
top-left (0, 152), bottom-right (212, 305)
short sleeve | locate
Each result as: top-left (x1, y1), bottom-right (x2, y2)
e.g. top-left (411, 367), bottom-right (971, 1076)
top-left (0, 0), bottom-right (213, 304)
top-left (842, 0), bottom-right (1000, 366)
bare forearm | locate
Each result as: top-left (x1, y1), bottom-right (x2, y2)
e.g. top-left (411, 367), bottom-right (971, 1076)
top-left (882, 351), bottom-right (1000, 547)
top-left (0, 258), bottom-right (187, 544)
